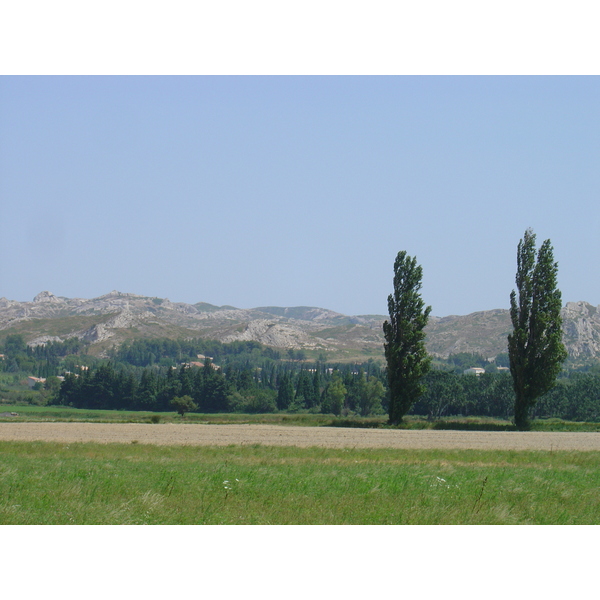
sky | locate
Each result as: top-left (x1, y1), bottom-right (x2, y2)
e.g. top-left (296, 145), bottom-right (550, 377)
top-left (1, 75), bottom-right (599, 317)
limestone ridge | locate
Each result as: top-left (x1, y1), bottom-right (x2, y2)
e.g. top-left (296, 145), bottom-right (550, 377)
top-left (1, 291), bottom-right (600, 361)
top-left (562, 302), bottom-right (600, 358)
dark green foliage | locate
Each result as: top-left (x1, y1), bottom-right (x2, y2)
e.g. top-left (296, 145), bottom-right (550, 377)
top-left (43, 375), bottom-right (63, 394)
top-left (420, 370), bottom-right (466, 420)
top-left (348, 370), bottom-right (385, 416)
top-left (178, 365), bottom-right (194, 397)
top-left (136, 369), bottom-right (158, 410)
top-left (238, 368), bottom-right (255, 391)
top-left (446, 353), bottom-right (488, 371)
top-left (494, 353), bottom-right (510, 368)
top-left (432, 421), bottom-right (518, 431)
top-left (234, 389), bottom-right (278, 413)
top-left (1, 336), bottom-right (90, 377)
top-left (1, 334), bottom-right (33, 373)
top-left (110, 337), bottom-right (279, 368)
top-left (383, 251), bottom-right (432, 424)
top-left (295, 369), bottom-right (318, 408)
top-left (508, 229), bottom-right (568, 429)
top-left (3, 334), bottom-right (27, 355)
top-left (276, 373), bottom-right (294, 410)
top-left (170, 395), bottom-right (198, 417)
top-left (321, 371), bottom-right (347, 416)
top-left (196, 361), bottom-right (229, 413)
top-left (410, 371), bottom-right (514, 419)
top-left (536, 373), bottom-right (600, 421)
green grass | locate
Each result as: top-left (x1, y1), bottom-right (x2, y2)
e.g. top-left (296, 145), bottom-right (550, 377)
top-left (1, 441), bottom-right (599, 524)
top-left (0, 405), bottom-right (339, 425)
top-left (3, 405), bottom-right (600, 431)
top-left (0, 314), bottom-right (115, 342)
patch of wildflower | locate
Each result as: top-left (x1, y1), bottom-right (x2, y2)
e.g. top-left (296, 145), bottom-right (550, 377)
top-left (429, 476), bottom-right (454, 489)
top-left (223, 479), bottom-right (241, 499)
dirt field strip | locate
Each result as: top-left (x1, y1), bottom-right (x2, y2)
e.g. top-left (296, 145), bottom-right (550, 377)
top-left (1, 422), bottom-right (600, 451)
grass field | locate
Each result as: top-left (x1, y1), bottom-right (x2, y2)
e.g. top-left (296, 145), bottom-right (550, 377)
top-left (1, 440), bottom-right (599, 524)
top-left (3, 404), bottom-right (600, 431)
top-left (0, 404), bottom-right (339, 425)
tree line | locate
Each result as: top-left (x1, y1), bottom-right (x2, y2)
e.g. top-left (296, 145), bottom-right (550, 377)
top-left (413, 370), bottom-right (600, 422)
top-left (47, 357), bottom-right (600, 421)
top-left (0, 335), bottom-right (90, 377)
top-left (108, 338), bottom-right (284, 367)
top-left (50, 360), bottom-right (388, 416)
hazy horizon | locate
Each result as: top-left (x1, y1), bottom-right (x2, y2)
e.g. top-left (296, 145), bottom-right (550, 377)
top-left (4, 286), bottom-right (596, 319)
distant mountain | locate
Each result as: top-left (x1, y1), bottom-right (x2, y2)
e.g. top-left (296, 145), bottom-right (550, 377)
top-left (1, 291), bottom-right (599, 363)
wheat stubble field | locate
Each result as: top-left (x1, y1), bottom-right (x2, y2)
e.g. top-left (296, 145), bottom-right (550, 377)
top-left (0, 422), bottom-right (600, 450)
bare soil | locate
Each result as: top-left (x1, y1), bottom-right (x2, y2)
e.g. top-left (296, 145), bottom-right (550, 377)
top-left (1, 422), bottom-right (600, 451)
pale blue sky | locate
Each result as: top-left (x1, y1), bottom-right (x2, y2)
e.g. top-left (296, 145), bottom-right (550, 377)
top-left (1, 76), bottom-right (599, 316)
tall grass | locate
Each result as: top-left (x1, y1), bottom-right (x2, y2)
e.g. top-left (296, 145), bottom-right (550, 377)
top-left (1, 441), bottom-right (598, 524)
top-left (3, 405), bottom-right (600, 431)
top-left (0, 405), bottom-right (333, 424)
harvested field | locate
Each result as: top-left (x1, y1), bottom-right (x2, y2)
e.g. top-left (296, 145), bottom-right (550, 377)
top-left (0, 422), bottom-right (599, 450)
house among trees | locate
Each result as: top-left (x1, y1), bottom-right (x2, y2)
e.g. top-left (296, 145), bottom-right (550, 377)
top-left (183, 359), bottom-right (220, 370)
top-left (463, 367), bottom-right (486, 376)
top-left (27, 376), bottom-right (46, 389)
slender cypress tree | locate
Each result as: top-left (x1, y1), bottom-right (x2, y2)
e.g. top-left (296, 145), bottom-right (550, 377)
top-left (383, 251), bottom-right (432, 424)
top-left (508, 229), bottom-right (567, 430)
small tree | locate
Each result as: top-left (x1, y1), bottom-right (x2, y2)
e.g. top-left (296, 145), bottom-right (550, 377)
top-left (508, 229), bottom-right (567, 430)
top-left (383, 251), bottom-right (432, 424)
top-left (170, 395), bottom-right (198, 418)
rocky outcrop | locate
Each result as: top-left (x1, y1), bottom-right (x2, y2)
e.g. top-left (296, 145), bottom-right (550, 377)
top-left (562, 302), bottom-right (600, 358)
top-left (424, 302), bottom-right (600, 361)
top-left (222, 319), bottom-right (332, 350)
top-left (425, 309), bottom-right (512, 359)
top-left (0, 297), bottom-right (18, 309)
top-left (2, 291), bottom-right (600, 363)
top-left (33, 291), bottom-right (63, 304)
top-left (28, 335), bottom-right (65, 347)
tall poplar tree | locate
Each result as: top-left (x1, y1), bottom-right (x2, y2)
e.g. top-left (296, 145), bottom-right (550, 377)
top-left (508, 229), bottom-right (567, 430)
top-left (383, 251), bottom-right (432, 424)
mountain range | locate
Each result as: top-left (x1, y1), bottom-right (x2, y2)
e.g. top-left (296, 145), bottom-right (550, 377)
top-left (1, 291), bottom-right (600, 364)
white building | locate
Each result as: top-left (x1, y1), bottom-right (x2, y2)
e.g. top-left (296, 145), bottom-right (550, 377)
top-left (463, 367), bottom-right (486, 376)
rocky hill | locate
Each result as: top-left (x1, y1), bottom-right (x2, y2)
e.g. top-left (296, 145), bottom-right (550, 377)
top-left (1, 291), bottom-right (600, 363)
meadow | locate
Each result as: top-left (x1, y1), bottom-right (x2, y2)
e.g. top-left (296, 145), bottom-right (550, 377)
top-left (1, 440), bottom-right (599, 524)
top-left (3, 404), bottom-right (600, 431)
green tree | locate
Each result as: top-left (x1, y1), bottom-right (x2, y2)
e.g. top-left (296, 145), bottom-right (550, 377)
top-left (508, 229), bottom-right (567, 430)
top-left (383, 251), bottom-right (432, 424)
top-left (276, 373), bottom-right (294, 410)
top-left (422, 370), bottom-right (466, 420)
top-left (197, 361), bottom-right (229, 412)
top-left (170, 395), bottom-right (198, 417)
top-left (357, 373), bottom-right (385, 417)
top-left (44, 375), bottom-right (62, 392)
top-left (321, 371), bottom-right (347, 416)
top-left (3, 334), bottom-right (27, 356)
top-left (136, 369), bottom-right (158, 410)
